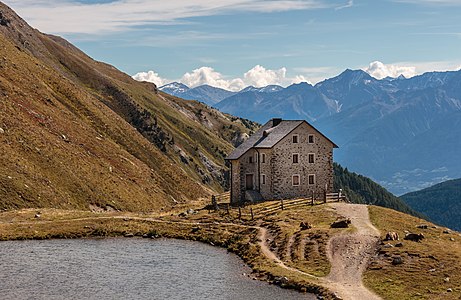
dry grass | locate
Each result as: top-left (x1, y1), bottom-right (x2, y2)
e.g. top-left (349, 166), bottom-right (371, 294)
top-left (0, 2), bottom-right (258, 213)
top-left (365, 205), bottom-right (461, 299)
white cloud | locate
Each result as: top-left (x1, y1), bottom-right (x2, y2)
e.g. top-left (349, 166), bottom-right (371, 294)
top-left (132, 70), bottom-right (170, 87)
top-left (243, 65), bottom-right (287, 87)
top-left (364, 61), bottom-right (417, 79)
top-left (132, 65), bottom-right (311, 91)
top-left (180, 67), bottom-right (245, 91)
top-left (364, 60), bottom-right (461, 79)
top-left (3, 0), bottom-right (335, 35)
top-left (335, 0), bottom-right (353, 10)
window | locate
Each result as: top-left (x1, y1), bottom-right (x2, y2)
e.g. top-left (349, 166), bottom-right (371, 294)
top-left (249, 156), bottom-right (253, 163)
top-left (261, 153), bottom-right (266, 163)
top-left (308, 153), bottom-right (315, 164)
top-left (308, 174), bottom-right (315, 185)
top-left (292, 153), bottom-right (299, 164)
top-left (292, 175), bottom-right (300, 186)
top-left (261, 174), bottom-right (266, 185)
top-left (308, 134), bottom-right (315, 144)
top-left (292, 135), bottom-right (298, 143)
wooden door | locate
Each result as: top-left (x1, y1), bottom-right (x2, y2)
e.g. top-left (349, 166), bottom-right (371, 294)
top-left (245, 174), bottom-right (254, 190)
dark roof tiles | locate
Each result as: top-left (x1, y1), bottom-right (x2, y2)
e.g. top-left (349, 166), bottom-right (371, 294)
top-left (226, 119), bottom-right (337, 160)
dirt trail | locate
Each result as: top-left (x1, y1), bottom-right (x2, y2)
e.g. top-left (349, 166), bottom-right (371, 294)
top-left (324, 203), bottom-right (382, 300)
top-left (257, 203), bottom-right (382, 300)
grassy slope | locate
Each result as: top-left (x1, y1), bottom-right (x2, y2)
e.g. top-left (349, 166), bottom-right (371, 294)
top-left (401, 178), bottom-right (461, 231)
top-left (0, 2), bottom-right (257, 212)
top-left (366, 205), bottom-right (461, 299)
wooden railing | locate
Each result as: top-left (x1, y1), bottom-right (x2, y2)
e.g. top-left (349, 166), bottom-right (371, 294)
top-left (209, 191), bottom-right (348, 220)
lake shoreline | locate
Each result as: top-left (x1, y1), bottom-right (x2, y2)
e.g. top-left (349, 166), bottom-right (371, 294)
top-left (0, 208), bottom-right (332, 299)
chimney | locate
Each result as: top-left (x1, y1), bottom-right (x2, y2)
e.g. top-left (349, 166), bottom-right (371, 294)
top-left (272, 118), bottom-right (282, 127)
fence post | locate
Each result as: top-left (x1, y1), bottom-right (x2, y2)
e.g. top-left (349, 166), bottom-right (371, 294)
top-left (250, 208), bottom-right (254, 220)
top-left (281, 199), bottom-right (284, 210)
top-left (238, 206), bottom-right (242, 219)
top-left (324, 190), bottom-right (327, 203)
top-left (311, 191), bottom-right (314, 206)
top-left (212, 195), bottom-right (218, 211)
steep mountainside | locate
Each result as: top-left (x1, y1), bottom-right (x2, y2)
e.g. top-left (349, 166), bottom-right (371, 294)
top-left (333, 164), bottom-right (421, 217)
top-left (401, 178), bottom-right (461, 231)
top-left (0, 2), bottom-right (258, 212)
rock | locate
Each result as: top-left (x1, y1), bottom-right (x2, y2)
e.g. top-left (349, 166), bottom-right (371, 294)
top-left (330, 218), bottom-right (351, 228)
top-left (443, 229), bottom-right (451, 234)
top-left (404, 233), bottom-right (424, 242)
top-left (0, 127), bottom-right (4, 134)
top-left (383, 243), bottom-right (394, 248)
top-left (429, 268), bottom-right (436, 272)
top-left (299, 221), bottom-right (312, 230)
top-left (416, 224), bottom-right (428, 229)
top-left (444, 277), bottom-right (450, 283)
top-left (392, 256), bottom-right (404, 265)
top-left (191, 227), bottom-right (200, 233)
top-left (447, 288), bottom-right (453, 292)
top-left (450, 237), bottom-right (455, 241)
top-left (124, 233), bottom-right (134, 237)
top-left (187, 208), bottom-right (197, 214)
top-left (384, 231), bottom-right (399, 241)
top-left (395, 242), bottom-right (404, 247)
top-left (34, 214), bottom-right (41, 218)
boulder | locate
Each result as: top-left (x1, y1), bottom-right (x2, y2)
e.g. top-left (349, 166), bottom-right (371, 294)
top-left (330, 219), bottom-right (351, 228)
top-left (384, 231), bottom-right (399, 241)
top-left (299, 221), bottom-right (312, 230)
top-left (392, 256), bottom-right (403, 265)
top-left (404, 233), bottom-right (424, 242)
top-left (416, 224), bottom-right (428, 229)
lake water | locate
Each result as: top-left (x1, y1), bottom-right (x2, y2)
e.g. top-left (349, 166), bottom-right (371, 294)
top-left (0, 238), bottom-right (314, 300)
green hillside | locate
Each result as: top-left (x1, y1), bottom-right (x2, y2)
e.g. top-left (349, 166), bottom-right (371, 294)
top-left (401, 178), bottom-right (461, 231)
top-left (333, 163), bottom-right (422, 217)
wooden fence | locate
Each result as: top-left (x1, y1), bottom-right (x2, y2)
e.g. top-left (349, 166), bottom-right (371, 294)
top-left (210, 191), bottom-right (348, 220)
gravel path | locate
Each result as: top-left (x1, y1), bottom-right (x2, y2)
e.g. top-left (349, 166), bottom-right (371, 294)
top-left (257, 203), bottom-right (382, 300)
top-left (324, 203), bottom-right (382, 300)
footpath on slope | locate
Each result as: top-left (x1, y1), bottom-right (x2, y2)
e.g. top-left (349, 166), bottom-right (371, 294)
top-left (256, 203), bottom-right (382, 300)
top-left (324, 203), bottom-right (382, 300)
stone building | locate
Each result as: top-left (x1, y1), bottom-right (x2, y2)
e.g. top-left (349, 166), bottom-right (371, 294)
top-left (226, 118), bottom-right (338, 204)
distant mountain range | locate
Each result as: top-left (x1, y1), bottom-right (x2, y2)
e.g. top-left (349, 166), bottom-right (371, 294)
top-left (159, 69), bottom-right (461, 195)
top-left (401, 178), bottom-right (461, 231)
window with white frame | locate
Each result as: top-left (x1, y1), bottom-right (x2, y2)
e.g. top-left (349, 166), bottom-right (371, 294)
top-left (292, 175), bottom-right (300, 186)
top-left (261, 153), bottom-right (266, 163)
top-left (308, 174), bottom-right (315, 185)
top-left (308, 153), bottom-right (315, 164)
top-left (308, 134), bottom-right (315, 144)
top-left (292, 153), bottom-right (299, 164)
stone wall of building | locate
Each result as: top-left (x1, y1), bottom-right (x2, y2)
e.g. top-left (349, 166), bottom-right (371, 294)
top-left (270, 122), bottom-right (334, 200)
top-left (230, 122), bottom-right (334, 203)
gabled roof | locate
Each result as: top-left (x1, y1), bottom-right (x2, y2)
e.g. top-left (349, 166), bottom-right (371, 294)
top-left (226, 118), bottom-right (338, 160)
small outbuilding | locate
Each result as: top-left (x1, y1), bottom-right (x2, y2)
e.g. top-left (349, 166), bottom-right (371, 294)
top-left (226, 118), bottom-right (338, 204)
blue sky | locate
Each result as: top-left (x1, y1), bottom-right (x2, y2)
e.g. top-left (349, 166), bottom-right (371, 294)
top-left (4, 0), bottom-right (461, 90)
